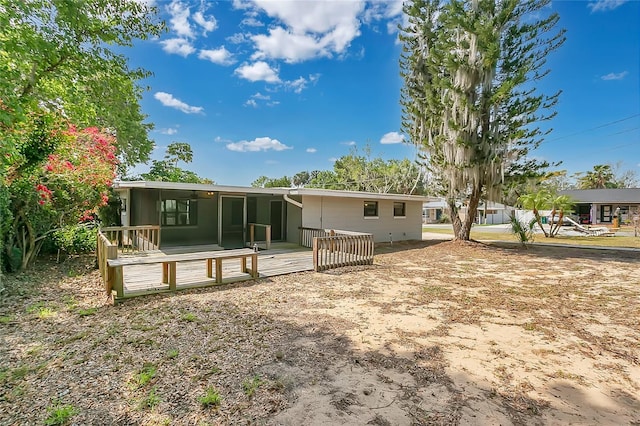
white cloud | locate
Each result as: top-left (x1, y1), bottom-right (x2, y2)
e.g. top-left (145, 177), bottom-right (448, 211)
top-left (601, 71), bottom-right (628, 80)
top-left (193, 10), bottom-right (217, 34)
top-left (161, 38), bottom-right (195, 57)
top-left (227, 32), bottom-right (250, 44)
top-left (242, 17), bottom-right (264, 27)
top-left (342, 141), bottom-right (356, 146)
top-left (283, 73), bottom-right (321, 94)
top-left (380, 131), bottom-right (405, 144)
top-left (234, 61), bottom-right (281, 83)
top-left (154, 92), bottom-right (204, 114)
top-left (167, 0), bottom-right (194, 38)
top-left (306, 148), bottom-right (317, 153)
top-left (248, 0), bottom-right (365, 63)
top-left (284, 76), bottom-right (308, 94)
top-left (198, 47), bottom-right (235, 65)
top-left (329, 157), bottom-right (338, 162)
top-left (226, 137), bottom-right (292, 152)
top-left (245, 92), bottom-right (279, 108)
top-left (160, 128), bottom-right (178, 135)
top-left (588, 0), bottom-right (628, 12)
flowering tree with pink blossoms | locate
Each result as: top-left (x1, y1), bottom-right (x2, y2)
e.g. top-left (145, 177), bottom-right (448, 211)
top-left (4, 116), bottom-right (117, 270)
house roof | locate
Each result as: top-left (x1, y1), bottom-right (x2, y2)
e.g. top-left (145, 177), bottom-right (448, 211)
top-left (113, 181), bottom-right (433, 202)
top-left (560, 188), bottom-right (640, 204)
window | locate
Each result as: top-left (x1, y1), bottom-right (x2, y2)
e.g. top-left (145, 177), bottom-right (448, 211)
top-left (364, 201), bottom-right (378, 217)
top-left (161, 199), bottom-right (196, 226)
top-left (393, 202), bottom-right (406, 217)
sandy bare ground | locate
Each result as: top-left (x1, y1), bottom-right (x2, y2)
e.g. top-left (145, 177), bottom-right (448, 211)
top-left (1, 240), bottom-right (639, 425)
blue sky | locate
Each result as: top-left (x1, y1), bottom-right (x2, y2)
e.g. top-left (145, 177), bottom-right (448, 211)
top-left (127, 0), bottom-right (640, 187)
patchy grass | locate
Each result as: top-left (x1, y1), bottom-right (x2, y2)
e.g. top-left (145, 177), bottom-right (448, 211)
top-left (242, 375), bottom-right (263, 398)
top-left (198, 386), bottom-right (222, 408)
top-left (44, 402), bottom-right (78, 426)
top-left (423, 226), bottom-right (640, 248)
top-left (131, 363), bottom-right (157, 389)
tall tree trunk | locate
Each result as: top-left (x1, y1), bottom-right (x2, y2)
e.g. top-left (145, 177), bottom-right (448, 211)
top-left (451, 186), bottom-right (482, 241)
top-left (448, 200), bottom-right (462, 237)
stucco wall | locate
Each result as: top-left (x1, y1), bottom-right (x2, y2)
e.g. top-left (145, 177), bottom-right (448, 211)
top-left (301, 196), bottom-right (423, 242)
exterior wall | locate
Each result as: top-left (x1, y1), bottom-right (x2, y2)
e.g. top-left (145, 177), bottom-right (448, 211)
top-left (286, 201), bottom-right (302, 244)
top-left (301, 196), bottom-right (423, 242)
top-left (248, 195), bottom-right (286, 241)
top-left (130, 188), bottom-right (160, 225)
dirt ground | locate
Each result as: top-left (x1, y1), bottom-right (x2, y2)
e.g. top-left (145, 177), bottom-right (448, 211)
top-left (1, 240), bottom-right (639, 425)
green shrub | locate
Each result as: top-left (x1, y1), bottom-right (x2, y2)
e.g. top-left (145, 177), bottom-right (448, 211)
top-left (49, 223), bottom-right (97, 255)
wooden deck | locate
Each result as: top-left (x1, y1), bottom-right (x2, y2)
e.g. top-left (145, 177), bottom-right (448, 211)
top-left (118, 243), bottom-right (313, 298)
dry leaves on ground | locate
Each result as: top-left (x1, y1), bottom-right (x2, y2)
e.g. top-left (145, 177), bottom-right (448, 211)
top-left (1, 240), bottom-right (639, 425)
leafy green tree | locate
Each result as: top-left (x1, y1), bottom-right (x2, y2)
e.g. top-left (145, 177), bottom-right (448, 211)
top-left (0, 0), bottom-right (164, 170)
top-left (400, 0), bottom-right (565, 240)
top-left (140, 143), bottom-right (213, 184)
top-left (310, 146), bottom-right (427, 194)
top-left (251, 175), bottom-right (292, 188)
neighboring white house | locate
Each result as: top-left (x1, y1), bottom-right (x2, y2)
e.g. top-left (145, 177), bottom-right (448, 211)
top-left (423, 199), bottom-right (514, 225)
top-left (112, 181), bottom-right (432, 247)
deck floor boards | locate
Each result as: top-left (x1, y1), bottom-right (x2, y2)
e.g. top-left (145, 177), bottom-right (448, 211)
top-left (120, 245), bottom-right (313, 297)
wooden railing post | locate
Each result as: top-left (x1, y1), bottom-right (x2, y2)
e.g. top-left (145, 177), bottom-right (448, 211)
top-left (312, 237), bottom-right (319, 271)
top-left (266, 225), bottom-right (271, 250)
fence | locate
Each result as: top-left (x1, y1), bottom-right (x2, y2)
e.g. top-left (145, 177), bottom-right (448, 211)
top-left (300, 227), bottom-right (374, 271)
top-left (100, 225), bottom-right (160, 254)
top-left (96, 231), bottom-right (118, 296)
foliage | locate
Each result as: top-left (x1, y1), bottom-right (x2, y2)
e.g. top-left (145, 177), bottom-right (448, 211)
top-left (198, 386), bottom-right (222, 408)
top-left (4, 122), bottom-right (117, 270)
top-left (509, 212), bottom-right (536, 246)
top-left (518, 189), bottom-right (574, 238)
top-left (132, 364), bottom-right (157, 389)
top-left (44, 402), bottom-right (78, 426)
top-left (139, 142), bottom-right (213, 184)
top-left (242, 375), bottom-right (263, 398)
top-left (251, 175), bottom-right (292, 188)
top-left (252, 147), bottom-right (428, 194)
top-left (575, 164), bottom-right (617, 189)
top-left (0, 0), bottom-right (164, 170)
top-left (400, 0), bottom-right (565, 240)
top-left (139, 386), bottom-right (162, 410)
top-left (50, 223), bottom-right (98, 255)
top-left (574, 163), bottom-right (638, 189)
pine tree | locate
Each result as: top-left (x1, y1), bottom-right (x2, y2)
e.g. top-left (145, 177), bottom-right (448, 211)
top-left (400, 0), bottom-right (565, 240)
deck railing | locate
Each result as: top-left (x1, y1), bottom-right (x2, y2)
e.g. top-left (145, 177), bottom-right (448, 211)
top-left (300, 227), bottom-right (375, 271)
top-left (299, 226), bottom-right (332, 248)
top-left (96, 230), bottom-right (119, 296)
top-left (248, 223), bottom-right (272, 250)
top-left (100, 225), bottom-right (160, 254)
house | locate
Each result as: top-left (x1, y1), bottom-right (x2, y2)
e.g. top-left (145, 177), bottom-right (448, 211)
top-left (422, 199), bottom-right (514, 225)
top-left (112, 181), bottom-right (431, 248)
top-left (559, 188), bottom-right (640, 225)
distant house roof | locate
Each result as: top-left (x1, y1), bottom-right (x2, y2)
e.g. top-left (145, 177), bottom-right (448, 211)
top-left (560, 188), bottom-right (640, 204)
top-left (113, 181), bottom-right (433, 202)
